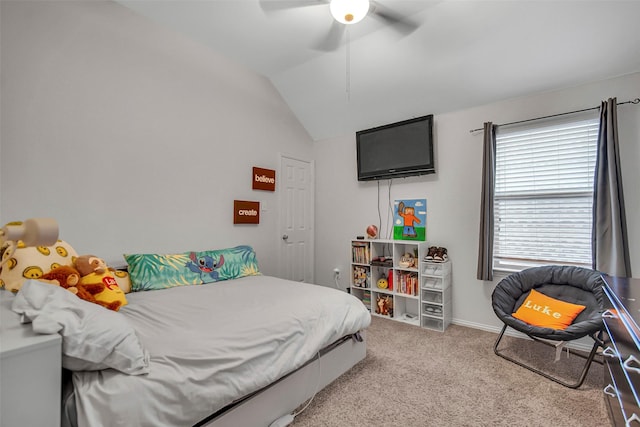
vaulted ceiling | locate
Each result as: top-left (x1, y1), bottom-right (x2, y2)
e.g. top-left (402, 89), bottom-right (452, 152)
top-left (117, 0), bottom-right (640, 140)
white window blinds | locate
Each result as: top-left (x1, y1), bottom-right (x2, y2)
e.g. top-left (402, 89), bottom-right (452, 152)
top-left (493, 116), bottom-right (599, 272)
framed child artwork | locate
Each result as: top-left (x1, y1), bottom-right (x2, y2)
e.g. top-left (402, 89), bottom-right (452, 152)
top-left (393, 199), bottom-right (426, 241)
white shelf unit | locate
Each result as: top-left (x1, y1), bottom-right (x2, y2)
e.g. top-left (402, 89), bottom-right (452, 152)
top-left (350, 239), bottom-right (427, 328)
top-left (420, 260), bottom-right (452, 331)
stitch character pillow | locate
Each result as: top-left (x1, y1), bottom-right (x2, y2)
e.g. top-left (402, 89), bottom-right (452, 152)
top-left (125, 245), bottom-right (261, 292)
top-left (75, 255), bottom-right (127, 311)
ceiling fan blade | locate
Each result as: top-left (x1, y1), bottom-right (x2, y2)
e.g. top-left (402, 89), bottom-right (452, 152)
top-left (370, 1), bottom-right (420, 36)
top-left (312, 20), bottom-right (346, 52)
top-left (259, 0), bottom-right (329, 14)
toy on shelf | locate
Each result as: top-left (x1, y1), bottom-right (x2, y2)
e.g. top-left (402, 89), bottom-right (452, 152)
top-left (375, 295), bottom-right (393, 317)
top-left (352, 266), bottom-right (369, 288)
top-left (398, 252), bottom-right (417, 268)
top-left (376, 277), bottom-right (388, 289)
top-left (366, 224), bottom-right (378, 239)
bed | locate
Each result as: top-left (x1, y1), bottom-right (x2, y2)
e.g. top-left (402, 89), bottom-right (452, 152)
top-left (7, 266), bottom-right (371, 427)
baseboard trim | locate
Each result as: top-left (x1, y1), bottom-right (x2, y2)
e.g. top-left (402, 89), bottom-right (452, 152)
top-left (451, 318), bottom-right (505, 334)
top-left (450, 318), bottom-right (594, 352)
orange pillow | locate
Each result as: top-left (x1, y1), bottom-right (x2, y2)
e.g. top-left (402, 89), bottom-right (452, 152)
top-left (512, 289), bottom-right (586, 330)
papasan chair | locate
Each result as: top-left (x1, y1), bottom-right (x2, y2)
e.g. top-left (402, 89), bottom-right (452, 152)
top-left (491, 265), bottom-right (605, 388)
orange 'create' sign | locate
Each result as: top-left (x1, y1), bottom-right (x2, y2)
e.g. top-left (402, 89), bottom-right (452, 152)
top-left (234, 200), bottom-right (260, 224)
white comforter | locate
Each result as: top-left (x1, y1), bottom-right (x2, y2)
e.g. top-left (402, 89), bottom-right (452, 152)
top-left (72, 275), bottom-right (370, 427)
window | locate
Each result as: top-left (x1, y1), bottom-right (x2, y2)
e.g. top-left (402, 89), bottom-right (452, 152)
top-left (493, 115), bottom-right (599, 272)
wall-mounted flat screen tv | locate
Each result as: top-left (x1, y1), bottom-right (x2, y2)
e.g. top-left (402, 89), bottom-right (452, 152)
top-left (356, 114), bottom-right (434, 181)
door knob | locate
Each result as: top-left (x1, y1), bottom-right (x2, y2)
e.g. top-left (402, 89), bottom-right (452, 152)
top-left (282, 234), bottom-right (289, 241)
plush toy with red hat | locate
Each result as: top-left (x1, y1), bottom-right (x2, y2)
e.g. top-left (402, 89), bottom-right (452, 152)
top-left (75, 255), bottom-right (127, 311)
top-left (40, 265), bottom-right (120, 310)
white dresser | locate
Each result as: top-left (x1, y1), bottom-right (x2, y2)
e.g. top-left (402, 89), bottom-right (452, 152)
top-left (1, 290), bottom-right (61, 427)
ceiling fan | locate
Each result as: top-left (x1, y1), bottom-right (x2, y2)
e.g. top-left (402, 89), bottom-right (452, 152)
top-left (259, 0), bottom-right (420, 51)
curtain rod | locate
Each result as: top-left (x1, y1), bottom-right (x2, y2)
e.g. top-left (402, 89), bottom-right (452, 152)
top-left (469, 97), bottom-right (640, 133)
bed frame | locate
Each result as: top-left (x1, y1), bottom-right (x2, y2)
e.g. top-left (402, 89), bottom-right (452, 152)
top-left (60, 331), bottom-right (367, 427)
top-left (42, 264), bottom-right (368, 427)
top-left (197, 332), bottom-right (366, 427)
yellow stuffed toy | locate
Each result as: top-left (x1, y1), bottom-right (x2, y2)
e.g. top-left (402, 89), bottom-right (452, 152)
top-left (40, 265), bottom-right (121, 311)
top-left (75, 255), bottom-right (127, 311)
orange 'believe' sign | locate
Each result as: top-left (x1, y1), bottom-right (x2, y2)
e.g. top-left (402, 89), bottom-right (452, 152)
top-left (252, 167), bottom-right (276, 191)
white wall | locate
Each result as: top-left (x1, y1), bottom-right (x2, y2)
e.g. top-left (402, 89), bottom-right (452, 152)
top-left (314, 72), bottom-right (640, 331)
top-left (2, 1), bottom-right (638, 332)
top-left (0, 0), bottom-right (314, 274)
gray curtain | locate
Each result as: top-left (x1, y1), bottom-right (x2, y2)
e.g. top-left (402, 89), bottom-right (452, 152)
top-left (592, 97), bottom-right (631, 277)
top-left (477, 122), bottom-right (496, 281)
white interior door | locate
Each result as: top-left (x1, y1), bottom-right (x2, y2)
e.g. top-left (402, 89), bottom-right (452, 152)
top-left (279, 155), bottom-right (314, 282)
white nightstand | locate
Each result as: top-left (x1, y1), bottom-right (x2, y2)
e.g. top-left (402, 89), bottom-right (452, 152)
top-left (1, 291), bottom-right (61, 427)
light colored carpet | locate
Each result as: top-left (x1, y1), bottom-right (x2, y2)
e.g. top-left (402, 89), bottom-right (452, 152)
top-left (291, 316), bottom-right (607, 427)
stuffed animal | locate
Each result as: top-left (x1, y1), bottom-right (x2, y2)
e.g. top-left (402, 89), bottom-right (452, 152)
top-left (398, 252), bottom-right (416, 268)
top-left (75, 255), bottom-right (127, 311)
top-left (352, 266), bottom-right (368, 288)
top-left (40, 265), bottom-right (120, 310)
top-left (375, 295), bottom-right (393, 317)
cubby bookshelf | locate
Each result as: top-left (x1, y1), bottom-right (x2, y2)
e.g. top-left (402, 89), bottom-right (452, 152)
top-left (350, 239), bottom-right (451, 331)
top-left (350, 239), bottom-right (427, 327)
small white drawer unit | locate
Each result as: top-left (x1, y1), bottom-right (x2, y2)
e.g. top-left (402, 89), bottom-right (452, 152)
top-left (420, 260), bottom-right (452, 331)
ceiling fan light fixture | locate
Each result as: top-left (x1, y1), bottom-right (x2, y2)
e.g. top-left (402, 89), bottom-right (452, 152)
top-left (330, 0), bottom-right (370, 25)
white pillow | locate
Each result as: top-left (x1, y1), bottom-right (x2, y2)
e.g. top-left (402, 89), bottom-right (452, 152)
top-left (11, 280), bottom-right (149, 375)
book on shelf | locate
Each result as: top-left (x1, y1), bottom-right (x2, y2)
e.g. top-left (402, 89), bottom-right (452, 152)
top-left (351, 244), bottom-right (370, 264)
top-left (397, 271), bottom-right (418, 296)
top-left (362, 290), bottom-right (371, 309)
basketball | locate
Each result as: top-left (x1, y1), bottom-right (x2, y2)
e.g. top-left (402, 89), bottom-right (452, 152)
top-left (366, 224), bottom-right (378, 239)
